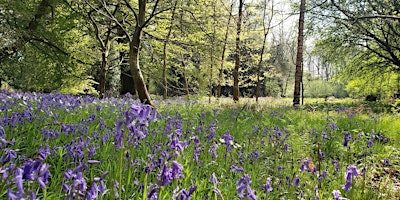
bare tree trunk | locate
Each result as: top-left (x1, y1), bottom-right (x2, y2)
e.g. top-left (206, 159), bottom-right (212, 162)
top-left (256, 0), bottom-right (274, 102)
top-left (180, 52), bottom-right (190, 97)
top-left (209, 1), bottom-right (217, 103)
top-left (126, 0), bottom-right (153, 105)
top-left (217, 3), bottom-right (233, 98)
top-left (99, 52), bottom-right (108, 98)
top-left (162, 0), bottom-right (178, 100)
top-left (129, 27), bottom-right (153, 105)
top-left (233, 0), bottom-right (244, 102)
top-left (293, 0), bottom-right (306, 108)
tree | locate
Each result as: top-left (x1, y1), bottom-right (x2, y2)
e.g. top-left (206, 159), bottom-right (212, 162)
top-left (0, 0), bottom-right (53, 64)
top-left (217, 2), bottom-right (234, 98)
top-left (256, 0), bottom-right (275, 102)
top-left (91, 0), bottom-right (169, 105)
top-left (162, 0), bottom-right (178, 99)
top-left (309, 0), bottom-right (400, 96)
top-left (293, 0), bottom-right (306, 108)
top-left (233, 0), bottom-right (244, 101)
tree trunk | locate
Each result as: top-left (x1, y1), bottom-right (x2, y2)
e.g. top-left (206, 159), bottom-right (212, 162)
top-left (99, 52), bottom-right (108, 98)
top-left (129, 27), bottom-right (153, 105)
top-left (256, 0), bottom-right (274, 102)
top-left (217, 3), bottom-right (233, 98)
top-left (127, 0), bottom-right (153, 105)
top-left (180, 52), bottom-right (190, 97)
top-left (209, 1), bottom-right (216, 103)
top-left (293, 0), bottom-right (306, 108)
top-left (233, 0), bottom-right (244, 102)
top-left (162, 0), bottom-right (178, 100)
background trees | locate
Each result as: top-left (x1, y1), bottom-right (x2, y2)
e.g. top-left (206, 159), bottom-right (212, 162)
top-left (1, 0), bottom-right (397, 102)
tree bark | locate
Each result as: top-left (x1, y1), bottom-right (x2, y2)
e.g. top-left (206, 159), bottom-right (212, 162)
top-left (162, 0), bottom-right (178, 100)
top-left (256, 0), bottom-right (274, 102)
top-left (233, 0), bottom-right (244, 102)
top-left (217, 3), bottom-right (233, 98)
top-left (127, 0), bottom-right (153, 105)
top-left (293, 0), bottom-right (306, 108)
top-left (99, 52), bottom-right (108, 98)
top-left (129, 27), bottom-right (153, 105)
top-left (209, 1), bottom-right (217, 103)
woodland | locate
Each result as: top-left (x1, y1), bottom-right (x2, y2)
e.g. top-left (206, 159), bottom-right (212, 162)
top-left (1, 0), bottom-right (399, 104)
top-left (1, 0), bottom-right (400, 200)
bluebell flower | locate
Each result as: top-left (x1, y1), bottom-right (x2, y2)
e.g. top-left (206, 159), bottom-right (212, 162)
top-left (15, 168), bottom-right (24, 194)
top-left (0, 125), bottom-right (5, 138)
top-left (294, 176), bottom-right (300, 187)
top-left (263, 177), bottom-right (273, 192)
top-left (237, 174), bottom-right (257, 199)
top-left (210, 173), bottom-right (219, 185)
top-left (332, 190), bottom-right (341, 200)
top-left (1, 148), bottom-right (17, 164)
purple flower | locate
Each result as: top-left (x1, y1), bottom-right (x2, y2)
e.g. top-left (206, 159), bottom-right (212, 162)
top-left (7, 188), bottom-right (19, 200)
top-left (236, 174), bottom-right (257, 199)
top-left (1, 148), bottom-right (17, 164)
top-left (230, 165), bottom-right (244, 173)
top-left (294, 176), bottom-right (300, 187)
top-left (158, 163), bottom-right (173, 186)
top-left (87, 160), bottom-right (101, 165)
top-left (383, 158), bottom-right (390, 166)
top-left (332, 160), bottom-right (340, 172)
top-left (210, 173), bottom-right (219, 185)
top-left (342, 181), bottom-right (352, 192)
top-left (263, 177), bottom-right (273, 192)
top-left (209, 143), bottom-right (218, 159)
top-left (322, 170), bottom-right (328, 179)
top-left (171, 161), bottom-right (184, 179)
top-left (147, 184), bottom-right (159, 199)
top-left (332, 190), bottom-right (341, 200)
top-left (0, 125), bottom-right (5, 138)
top-left (15, 168), bottom-right (24, 194)
top-left (343, 132), bottom-right (352, 147)
top-left (193, 147), bottom-right (202, 162)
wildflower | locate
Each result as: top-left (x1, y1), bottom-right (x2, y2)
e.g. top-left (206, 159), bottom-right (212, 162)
top-left (0, 125), bottom-right (5, 138)
top-left (15, 168), bottom-right (24, 194)
top-left (332, 190), bottom-right (341, 200)
top-left (343, 132), bottom-right (352, 147)
top-left (147, 184), bottom-right (159, 200)
top-left (193, 147), bottom-right (202, 162)
top-left (332, 160), bottom-right (340, 172)
top-left (236, 174), bottom-right (257, 200)
top-left (171, 161), bottom-right (184, 179)
top-left (322, 170), bottom-right (328, 179)
top-left (1, 148), bottom-right (17, 164)
top-left (213, 187), bottom-right (222, 196)
top-left (263, 177), bottom-right (273, 192)
top-left (87, 160), bottom-right (101, 165)
top-left (230, 164), bottom-right (244, 173)
top-left (210, 173), bottom-right (219, 185)
top-left (342, 181), bottom-right (352, 192)
top-left (294, 176), bottom-right (300, 187)
top-left (383, 158), bottom-right (390, 166)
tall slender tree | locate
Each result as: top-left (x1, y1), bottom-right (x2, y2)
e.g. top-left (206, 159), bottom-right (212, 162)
top-left (293, 0), bottom-right (306, 108)
top-left (233, 0), bottom-right (244, 102)
top-left (162, 0), bottom-right (178, 100)
top-left (256, 0), bottom-right (274, 102)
